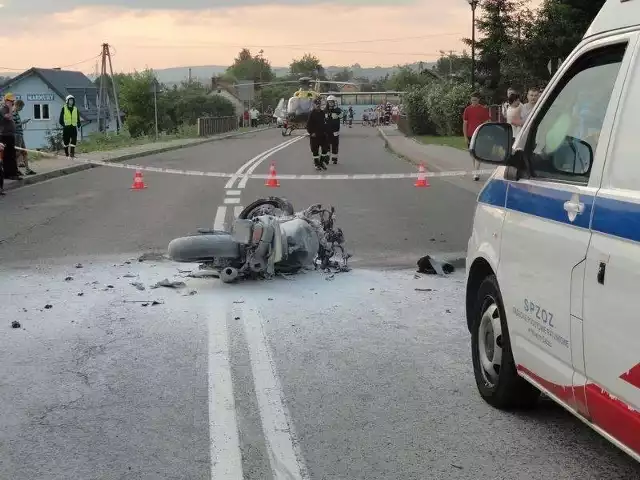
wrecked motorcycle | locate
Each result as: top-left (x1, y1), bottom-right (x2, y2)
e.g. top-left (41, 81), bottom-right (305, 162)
top-left (167, 197), bottom-right (350, 283)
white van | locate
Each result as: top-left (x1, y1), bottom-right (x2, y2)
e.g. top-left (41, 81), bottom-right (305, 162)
top-left (466, 0), bottom-right (640, 462)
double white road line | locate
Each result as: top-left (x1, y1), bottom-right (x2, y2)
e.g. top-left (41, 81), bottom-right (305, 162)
top-left (208, 136), bottom-right (309, 479)
top-left (213, 136), bottom-right (305, 231)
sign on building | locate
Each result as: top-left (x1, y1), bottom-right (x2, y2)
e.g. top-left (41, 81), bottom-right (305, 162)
top-left (26, 93), bottom-right (55, 102)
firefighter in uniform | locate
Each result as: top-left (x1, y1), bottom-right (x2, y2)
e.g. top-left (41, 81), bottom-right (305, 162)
top-left (306, 97), bottom-right (329, 171)
top-left (324, 95), bottom-right (342, 164)
top-left (59, 95), bottom-right (81, 157)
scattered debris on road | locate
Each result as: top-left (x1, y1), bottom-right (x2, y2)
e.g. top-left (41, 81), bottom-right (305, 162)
top-left (131, 282), bottom-right (146, 291)
top-left (64, 276), bottom-right (73, 281)
top-left (11, 320), bottom-right (20, 329)
top-left (75, 263), bottom-right (83, 269)
top-left (417, 255), bottom-right (455, 275)
top-left (138, 252), bottom-right (167, 262)
top-left (151, 278), bottom-right (186, 289)
top-left (44, 304), bottom-right (52, 309)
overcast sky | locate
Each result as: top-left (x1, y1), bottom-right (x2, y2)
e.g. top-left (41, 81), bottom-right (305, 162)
top-left (0, 0), bottom-right (542, 74)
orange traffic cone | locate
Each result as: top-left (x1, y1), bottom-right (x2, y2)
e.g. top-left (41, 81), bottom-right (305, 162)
top-left (265, 162), bottom-right (280, 187)
top-left (414, 163), bottom-right (429, 187)
top-left (131, 170), bottom-right (147, 190)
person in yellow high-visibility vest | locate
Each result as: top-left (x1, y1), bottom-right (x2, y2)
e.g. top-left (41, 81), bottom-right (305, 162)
top-left (58, 94), bottom-right (81, 157)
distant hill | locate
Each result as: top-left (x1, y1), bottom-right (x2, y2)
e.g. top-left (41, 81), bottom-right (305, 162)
top-left (144, 62), bottom-right (436, 86)
top-left (3, 62), bottom-right (437, 88)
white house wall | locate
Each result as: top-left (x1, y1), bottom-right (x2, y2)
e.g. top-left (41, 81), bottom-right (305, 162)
top-left (9, 73), bottom-right (103, 150)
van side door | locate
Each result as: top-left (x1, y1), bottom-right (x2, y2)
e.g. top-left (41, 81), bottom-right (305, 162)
top-left (582, 34), bottom-right (640, 460)
top-left (497, 36), bottom-right (634, 409)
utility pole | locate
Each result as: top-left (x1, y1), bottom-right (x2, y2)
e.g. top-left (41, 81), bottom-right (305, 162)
top-left (188, 68), bottom-right (192, 83)
top-left (258, 49), bottom-right (264, 113)
top-left (97, 43), bottom-right (122, 133)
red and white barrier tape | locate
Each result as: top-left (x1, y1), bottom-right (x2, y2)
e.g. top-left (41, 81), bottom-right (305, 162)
top-left (15, 146), bottom-right (494, 180)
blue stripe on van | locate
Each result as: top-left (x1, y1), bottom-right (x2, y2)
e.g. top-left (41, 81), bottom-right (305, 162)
top-left (478, 178), bottom-right (508, 207)
top-left (592, 197), bottom-right (640, 243)
top-left (506, 182), bottom-right (594, 230)
top-left (478, 178), bottom-right (640, 243)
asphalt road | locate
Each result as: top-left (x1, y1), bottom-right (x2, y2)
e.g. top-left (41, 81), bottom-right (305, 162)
top-left (0, 127), bottom-right (638, 480)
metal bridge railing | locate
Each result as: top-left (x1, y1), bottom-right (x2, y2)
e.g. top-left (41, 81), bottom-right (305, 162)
top-left (197, 116), bottom-right (239, 137)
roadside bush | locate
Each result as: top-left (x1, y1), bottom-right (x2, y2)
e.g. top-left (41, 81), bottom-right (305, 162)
top-left (404, 81), bottom-right (472, 137)
top-left (404, 85), bottom-right (436, 135)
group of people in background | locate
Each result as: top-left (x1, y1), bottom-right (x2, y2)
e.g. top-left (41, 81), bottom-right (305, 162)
top-left (363, 103), bottom-right (400, 127)
top-left (462, 86), bottom-right (542, 182)
top-left (0, 92), bottom-right (81, 196)
top-left (306, 95), bottom-right (343, 171)
top-left (0, 93), bottom-right (37, 195)
top-left (501, 86), bottom-right (541, 138)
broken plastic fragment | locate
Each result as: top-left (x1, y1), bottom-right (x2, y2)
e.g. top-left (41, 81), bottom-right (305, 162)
top-left (151, 278), bottom-right (186, 289)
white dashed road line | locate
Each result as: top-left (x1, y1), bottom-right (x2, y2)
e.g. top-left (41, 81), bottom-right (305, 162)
top-left (214, 135), bottom-right (305, 230)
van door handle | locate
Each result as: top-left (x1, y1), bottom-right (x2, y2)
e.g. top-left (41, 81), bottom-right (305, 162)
top-left (563, 201), bottom-right (584, 214)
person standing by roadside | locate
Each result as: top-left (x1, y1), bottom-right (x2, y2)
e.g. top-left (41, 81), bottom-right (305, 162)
top-left (0, 93), bottom-right (21, 181)
top-left (463, 92), bottom-right (491, 181)
top-left (13, 99), bottom-right (35, 175)
top-left (520, 87), bottom-right (540, 123)
top-left (59, 94), bottom-right (81, 158)
top-left (501, 87), bottom-right (516, 122)
top-left (249, 106), bottom-right (260, 128)
top-left (505, 92), bottom-right (524, 140)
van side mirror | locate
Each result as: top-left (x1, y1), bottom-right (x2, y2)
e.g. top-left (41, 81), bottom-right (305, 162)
top-left (469, 123), bottom-right (514, 164)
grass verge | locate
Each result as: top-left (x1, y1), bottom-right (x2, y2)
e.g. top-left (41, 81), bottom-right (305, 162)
top-left (76, 124), bottom-right (200, 154)
top-left (416, 135), bottom-right (467, 150)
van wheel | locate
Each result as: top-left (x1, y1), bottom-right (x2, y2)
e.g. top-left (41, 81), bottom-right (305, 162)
top-left (471, 275), bottom-right (540, 409)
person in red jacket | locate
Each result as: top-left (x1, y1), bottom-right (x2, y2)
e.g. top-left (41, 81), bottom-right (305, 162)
top-left (463, 92), bottom-right (490, 181)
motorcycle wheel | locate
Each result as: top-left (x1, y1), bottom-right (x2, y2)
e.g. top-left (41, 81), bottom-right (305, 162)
top-left (167, 234), bottom-right (241, 263)
top-left (238, 197), bottom-right (295, 219)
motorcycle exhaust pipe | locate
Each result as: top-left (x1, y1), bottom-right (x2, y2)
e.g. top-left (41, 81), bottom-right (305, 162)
top-left (219, 267), bottom-right (239, 283)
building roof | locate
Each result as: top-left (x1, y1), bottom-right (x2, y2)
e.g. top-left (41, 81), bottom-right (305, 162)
top-left (0, 67), bottom-right (118, 121)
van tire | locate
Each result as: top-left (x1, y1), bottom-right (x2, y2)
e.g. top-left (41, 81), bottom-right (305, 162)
top-left (471, 275), bottom-right (540, 409)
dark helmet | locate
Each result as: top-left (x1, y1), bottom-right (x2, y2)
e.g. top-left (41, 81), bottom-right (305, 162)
top-left (313, 97), bottom-right (322, 106)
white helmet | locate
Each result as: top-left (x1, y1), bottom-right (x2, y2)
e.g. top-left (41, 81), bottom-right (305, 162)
top-left (66, 94), bottom-right (75, 103)
top-left (327, 95), bottom-right (337, 102)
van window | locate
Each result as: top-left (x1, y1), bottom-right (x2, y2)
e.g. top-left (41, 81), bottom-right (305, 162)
top-left (524, 44), bottom-right (627, 185)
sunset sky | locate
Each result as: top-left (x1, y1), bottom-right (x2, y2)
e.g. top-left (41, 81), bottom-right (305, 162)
top-left (0, 0), bottom-right (541, 74)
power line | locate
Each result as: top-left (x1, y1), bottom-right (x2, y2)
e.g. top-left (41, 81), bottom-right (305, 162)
top-left (126, 44), bottom-right (449, 57)
top-left (0, 53), bottom-right (101, 72)
top-left (125, 32), bottom-right (465, 50)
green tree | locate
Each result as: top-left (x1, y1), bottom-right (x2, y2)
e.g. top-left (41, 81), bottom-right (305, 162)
top-left (332, 68), bottom-right (353, 82)
top-left (465, 0), bottom-right (524, 100)
top-left (434, 51), bottom-right (473, 80)
top-left (521, 0), bottom-right (606, 83)
top-left (116, 69), bottom-right (234, 137)
top-left (385, 65), bottom-right (430, 91)
top-left (226, 48), bottom-right (274, 83)
top-left (118, 70), bottom-right (157, 137)
top-left (290, 54), bottom-right (325, 78)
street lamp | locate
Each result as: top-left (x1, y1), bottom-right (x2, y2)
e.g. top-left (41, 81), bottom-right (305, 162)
top-left (468, 0), bottom-right (480, 88)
